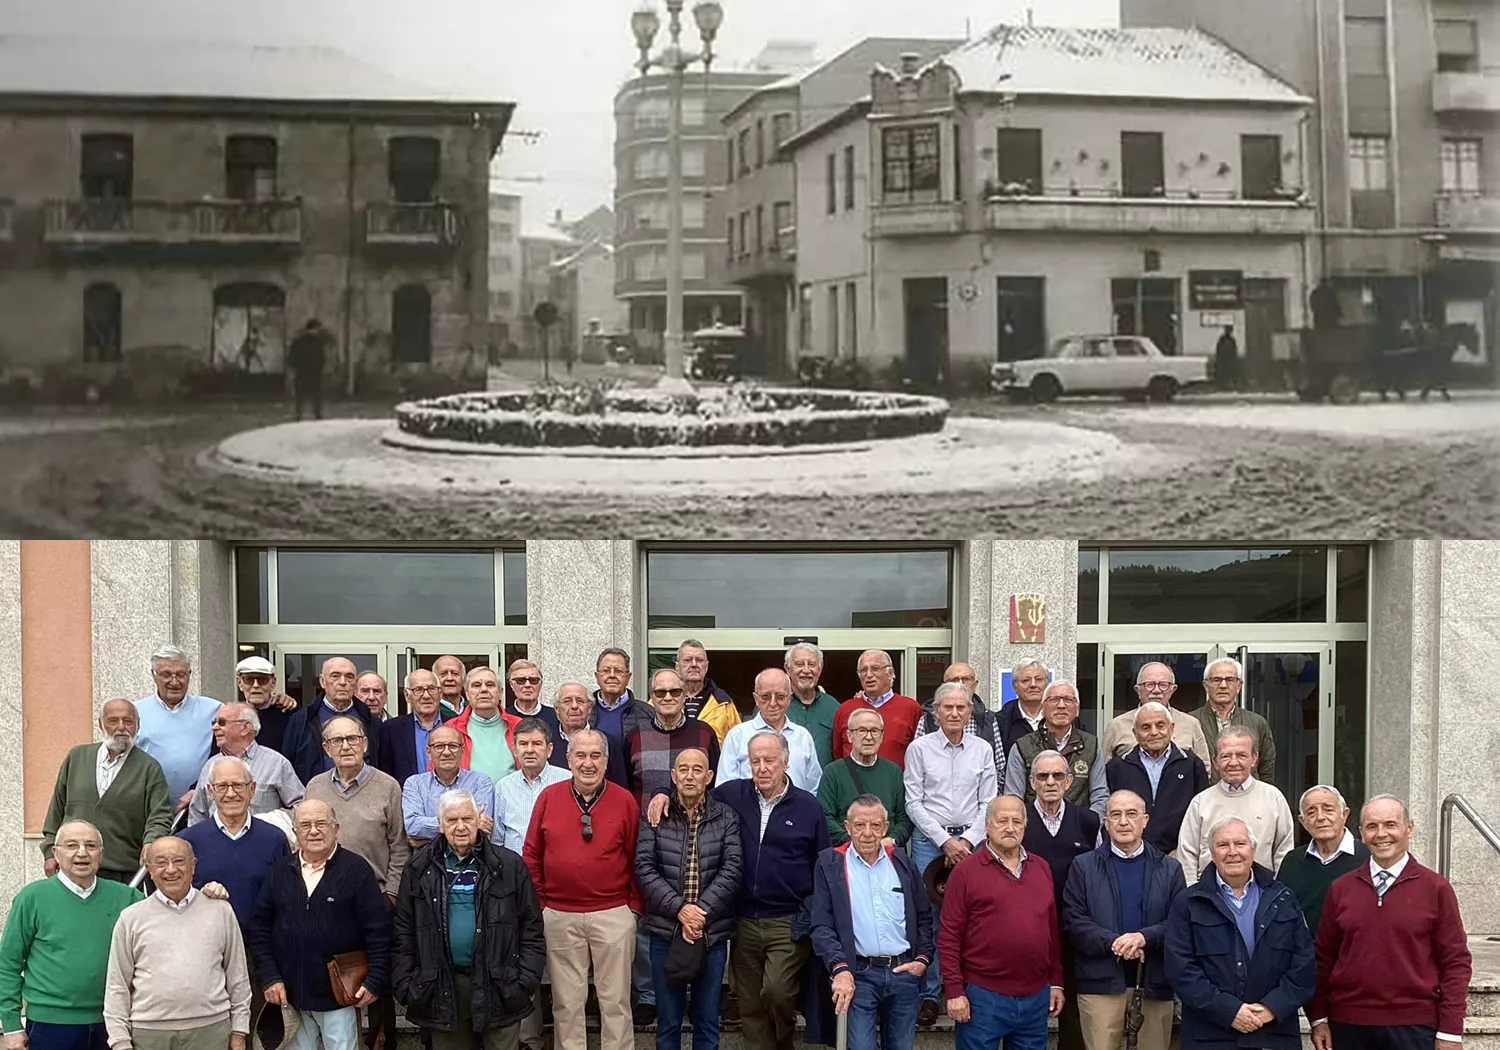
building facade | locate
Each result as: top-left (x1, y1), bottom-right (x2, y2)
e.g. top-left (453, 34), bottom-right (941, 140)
top-left (487, 192), bottom-right (524, 352)
top-left (1122, 0), bottom-right (1500, 378)
top-left (720, 37), bottom-right (960, 376)
top-left (0, 37), bottom-right (514, 390)
top-left (550, 239), bottom-right (629, 362)
top-left (786, 28), bottom-right (1318, 390)
top-left (3, 538), bottom-right (1499, 938)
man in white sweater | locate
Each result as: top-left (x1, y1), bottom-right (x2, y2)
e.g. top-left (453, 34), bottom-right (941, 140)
top-left (104, 837), bottom-right (251, 1050)
top-left (1176, 726), bottom-right (1295, 884)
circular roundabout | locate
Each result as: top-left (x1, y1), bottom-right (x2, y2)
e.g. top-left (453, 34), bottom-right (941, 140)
top-left (205, 383), bottom-right (1150, 497)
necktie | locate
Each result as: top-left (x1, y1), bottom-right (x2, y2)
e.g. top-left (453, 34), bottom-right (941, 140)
top-left (1374, 869), bottom-right (1392, 904)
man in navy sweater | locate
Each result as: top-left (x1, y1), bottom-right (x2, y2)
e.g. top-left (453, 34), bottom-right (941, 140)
top-left (1104, 703), bottom-right (1208, 856)
top-left (248, 799), bottom-right (390, 1050)
top-left (715, 732), bottom-right (830, 1050)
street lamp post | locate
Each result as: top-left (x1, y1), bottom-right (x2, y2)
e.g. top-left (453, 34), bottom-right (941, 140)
top-left (632, 0), bottom-right (723, 388)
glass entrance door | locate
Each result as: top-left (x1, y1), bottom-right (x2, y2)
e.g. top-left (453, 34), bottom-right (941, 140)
top-left (271, 648), bottom-right (387, 710)
top-left (393, 646), bottom-right (501, 716)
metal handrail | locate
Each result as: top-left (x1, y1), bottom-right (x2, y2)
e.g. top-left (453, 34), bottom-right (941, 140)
top-left (128, 805), bottom-right (190, 890)
top-left (1438, 793), bottom-right (1500, 878)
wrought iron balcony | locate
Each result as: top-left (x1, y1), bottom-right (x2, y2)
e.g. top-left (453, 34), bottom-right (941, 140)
top-left (43, 198), bottom-right (303, 246)
top-left (365, 202), bottom-right (464, 247)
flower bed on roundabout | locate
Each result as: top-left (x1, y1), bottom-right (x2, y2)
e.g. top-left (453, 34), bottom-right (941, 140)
top-left (393, 383), bottom-right (950, 450)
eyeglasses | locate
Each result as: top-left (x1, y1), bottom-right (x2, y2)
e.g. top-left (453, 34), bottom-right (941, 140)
top-left (324, 734), bottom-right (365, 748)
top-left (1044, 697), bottom-right (1080, 706)
top-left (1138, 682), bottom-right (1174, 692)
top-left (1207, 676), bottom-right (1242, 686)
top-left (212, 717), bottom-right (251, 727)
top-left (155, 671), bottom-right (189, 681)
top-left (239, 675), bottom-right (273, 685)
top-left (1033, 771), bottom-right (1070, 782)
top-left (652, 688), bottom-right (685, 698)
top-left (428, 742), bottom-right (463, 753)
top-left (296, 820), bottom-right (333, 833)
top-left (850, 727), bottom-right (883, 737)
top-left (944, 676), bottom-right (977, 684)
top-left (510, 676), bottom-right (541, 686)
top-left (580, 813), bottom-right (594, 842)
top-left (409, 685), bottom-right (439, 695)
top-left (757, 692), bottom-right (790, 702)
top-left (210, 781), bottom-right (252, 793)
top-left (856, 666), bottom-right (889, 676)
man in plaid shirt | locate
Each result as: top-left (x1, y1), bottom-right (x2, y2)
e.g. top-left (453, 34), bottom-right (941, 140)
top-left (627, 670), bottom-right (722, 806)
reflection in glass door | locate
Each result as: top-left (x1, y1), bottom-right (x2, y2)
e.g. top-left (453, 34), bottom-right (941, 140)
top-left (393, 648), bottom-right (499, 716)
top-left (277, 650), bottom-right (383, 709)
top-left (1239, 646), bottom-right (1327, 838)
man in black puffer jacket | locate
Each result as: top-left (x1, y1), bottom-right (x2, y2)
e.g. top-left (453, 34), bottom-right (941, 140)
top-left (391, 787), bottom-right (546, 1050)
top-left (634, 746), bottom-right (744, 1050)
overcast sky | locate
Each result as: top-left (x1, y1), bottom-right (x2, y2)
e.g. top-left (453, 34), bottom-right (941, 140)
top-left (6, 0), bottom-right (1117, 227)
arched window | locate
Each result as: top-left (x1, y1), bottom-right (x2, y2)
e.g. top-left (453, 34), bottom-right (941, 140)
top-left (82, 282), bottom-right (122, 362)
top-left (392, 284), bottom-right (432, 364)
top-left (211, 282), bottom-right (286, 372)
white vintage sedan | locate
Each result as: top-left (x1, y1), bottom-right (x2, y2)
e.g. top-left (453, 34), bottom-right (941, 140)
top-left (990, 335), bottom-right (1210, 402)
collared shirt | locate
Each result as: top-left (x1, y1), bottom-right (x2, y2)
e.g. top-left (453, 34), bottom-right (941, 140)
top-left (1371, 852), bottom-right (1410, 884)
top-left (1138, 745), bottom-right (1173, 797)
top-left (96, 743), bottom-right (129, 798)
top-left (719, 715), bottom-right (823, 792)
top-left (322, 697), bottom-right (358, 718)
top-left (594, 689), bottom-right (632, 713)
top-left (1034, 799), bottom-right (1066, 837)
top-left (153, 887), bottom-right (198, 911)
top-left (1212, 705), bottom-right (1238, 733)
top-left (757, 776), bottom-right (791, 842)
top-left (213, 811), bottom-right (253, 841)
top-left (133, 692), bottom-right (222, 801)
top-left (984, 842), bottom-right (1029, 879)
top-left (1016, 705), bottom-right (1045, 735)
top-left (498, 763), bottom-right (572, 853)
top-left (1219, 775), bottom-right (1255, 796)
top-left (681, 800), bottom-right (706, 904)
top-left (914, 708), bottom-right (1005, 775)
top-left (301, 846), bottom-right (336, 894)
top-left (863, 690), bottom-right (895, 709)
top-left (330, 763), bottom-right (374, 797)
top-left (1307, 829), bottom-right (1357, 865)
top-left (401, 767), bottom-right (500, 843)
top-left (845, 846), bottom-right (910, 957)
top-left (1215, 870), bottom-right (1262, 954)
top-left (57, 872), bottom-right (97, 900)
top-left (413, 713), bottom-right (444, 768)
top-left (188, 740), bottom-right (306, 825)
top-left (904, 731), bottom-right (998, 847)
top-left (1110, 841), bottom-right (1145, 859)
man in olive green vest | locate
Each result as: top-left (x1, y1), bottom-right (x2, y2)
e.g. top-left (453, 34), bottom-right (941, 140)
top-left (1193, 657), bottom-right (1276, 784)
top-left (1001, 680), bottom-right (1107, 816)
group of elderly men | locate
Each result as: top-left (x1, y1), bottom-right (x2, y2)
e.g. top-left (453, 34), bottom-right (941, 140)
top-left (0, 642), bottom-right (1475, 1050)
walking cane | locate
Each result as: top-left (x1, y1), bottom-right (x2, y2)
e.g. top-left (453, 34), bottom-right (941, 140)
top-left (837, 1004), bottom-right (849, 1050)
top-left (1123, 959), bottom-right (1146, 1050)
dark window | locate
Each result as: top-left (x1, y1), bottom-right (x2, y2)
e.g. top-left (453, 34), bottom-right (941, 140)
top-left (726, 217), bottom-right (735, 263)
top-left (276, 549), bottom-right (497, 625)
top-left (82, 282), bottom-right (122, 363)
top-left (738, 129), bottom-right (751, 176)
top-left (846, 282), bottom-right (858, 356)
top-left (727, 137), bottom-right (735, 183)
top-left (773, 201), bottom-right (792, 248)
top-left (738, 212), bottom-right (749, 259)
top-left (234, 547), bottom-right (270, 624)
top-left (392, 284), bottom-right (432, 363)
top-left (996, 128), bottom-right (1043, 193)
top-left (1349, 136), bottom-right (1393, 229)
top-left (953, 122), bottom-right (962, 200)
top-left (826, 153), bottom-right (837, 214)
top-left (755, 203), bottom-right (764, 254)
top-left (225, 135), bottom-right (278, 200)
top-left (772, 113), bottom-right (793, 149)
top-left (1105, 547), bottom-right (1329, 623)
top-left (1334, 640), bottom-right (1368, 820)
top-left (1240, 134), bottom-right (1283, 200)
top-left (828, 285), bottom-right (839, 355)
top-left (1335, 545), bottom-right (1369, 622)
top-left (1436, 19), bottom-right (1479, 73)
top-left (80, 134), bottom-right (133, 199)
top-left (388, 136), bottom-right (440, 203)
top-left (645, 549), bottom-right (952, 629)
top-left (1078, 548), bottom-right (1100, 625)
top-left (755, 119), bottom-right (765, 167)
top-left (1111, 278), bottom-right (1180, 353)
top-left (996, 276), bottom-right (1047, 361)
top-left (844, 145), bottom-right (856, 209)
top-left (881, 124), bottom-right (941, 200)
top-left (503, 550), bottom-right (528, 625)
top-left (1121, 131), bottom-right (1165, 197)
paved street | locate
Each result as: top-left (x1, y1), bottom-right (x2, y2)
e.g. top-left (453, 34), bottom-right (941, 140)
top-left (1, 388), bottom-right (1495, 538)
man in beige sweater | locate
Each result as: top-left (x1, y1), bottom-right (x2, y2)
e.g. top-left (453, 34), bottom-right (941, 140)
top-left (1099, 662), bottom-right (1209, 768)
top-left (301, 714), bottom-right (407, 1050)
top-left (1175, 726), bottom-right (1295, 884)
top-left (104, 837), bottom-right (251, 1050)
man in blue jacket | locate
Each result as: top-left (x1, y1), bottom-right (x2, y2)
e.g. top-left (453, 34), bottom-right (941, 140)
top-left (1062, 790), bottom-right (1183, 1050)
top-left (1163, 816), bottom-right (1315, 1050)
top-left (715, 731), bottom-right (830, 1050)
top-left (1103, 703), bottom-right (1208, 856)
top-left (809, 795), bottom-right (933, 1050)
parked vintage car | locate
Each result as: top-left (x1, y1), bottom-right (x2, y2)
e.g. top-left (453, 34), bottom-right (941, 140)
top-left (990, 334), bottom-right (1209, 402)
top-left (686, 325), bottom-right (753, 381)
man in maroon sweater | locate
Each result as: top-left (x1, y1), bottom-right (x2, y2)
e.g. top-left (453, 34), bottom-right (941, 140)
top-left (1309, 794), bottom-right (1472, 1050)
top-left (939, 794), bottom-right (1064, 1050)
top-left (831, 650), bottom-right (924, 769)
top-left (523, 728), bottom-right (642, 1050)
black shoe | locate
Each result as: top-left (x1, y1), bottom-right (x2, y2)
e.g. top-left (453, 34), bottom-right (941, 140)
top-left (917, 1000), bottom-right (940, 1027)
top-left (633, 1003), bottom-right (657, 1027)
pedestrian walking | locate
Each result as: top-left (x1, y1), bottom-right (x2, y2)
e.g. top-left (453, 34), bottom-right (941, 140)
top-left (288, 319), bottom-right (330, 421)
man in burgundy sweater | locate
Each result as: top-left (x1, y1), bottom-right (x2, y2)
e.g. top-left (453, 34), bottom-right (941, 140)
top-left (523, 729), bottom-right (643, 1050)
top-left (1309, 794), bottom-right (1472, 1050)
top-left (831, 650), bottom-right (924, 769)
top-left (939, 795), bottom-right (1064, 1050)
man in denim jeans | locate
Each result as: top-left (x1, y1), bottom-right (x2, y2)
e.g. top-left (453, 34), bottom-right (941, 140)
top-left (809, 796), bottom-right (933, 1050)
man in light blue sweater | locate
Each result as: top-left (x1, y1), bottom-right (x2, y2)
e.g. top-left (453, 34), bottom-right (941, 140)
top-left (134, 645), bottom-right (221, 806)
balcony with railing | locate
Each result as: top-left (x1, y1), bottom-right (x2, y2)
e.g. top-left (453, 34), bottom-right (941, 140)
top-left (43, 198), bottom-right (303, 248)
top-left (869, 198), bottom-right (965, 238)
top-left (365, 202), bottom-right (464, 248)
top-left (1433, 71), bottom-right (1500, 113)
top-left (982, 184), bottom-right (1315, 236)
top-left (1435, 192), bottom-right (1500, 232)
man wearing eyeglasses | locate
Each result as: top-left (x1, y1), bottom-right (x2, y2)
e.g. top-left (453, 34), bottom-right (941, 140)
top-left (675, 640), bottom-right (744, 748)
top-left (588, 649), bottom-right (656, 790)
top-left (913, 663), bottom-right (1004, 779)
top-left (379, 670), bottom-right (447, 786)
top-left (186, 704), bottom-right (304, 826)
top-left (629, 669), bottom-right (723, 806)
top-left (401, 726), bottom-right (500, 850)
top-left (1003, 681), bottom-right (1108, 817)
top-left (831, 651), bottom-right (924, 770)
top-left (1193, 658), bottom-right (1277, 784)
top-left (133, 644), bottom-right (222, 809)
top-left (717, 670), bottom-right (823, 792)
top-left (504, 660), bottom-right (561, 740)
top-left (524, 730), bottom-right (643, 1050)
top-left (1099, 663), bottom-right (1210, 768)
top-left (233, 656), bottom-right (299, 757)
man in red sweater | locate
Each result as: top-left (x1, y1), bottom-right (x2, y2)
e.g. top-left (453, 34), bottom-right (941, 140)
top-left (1309, 794), bottom-right (1472, 1050)
top-left (831, 650), bottom-right (924, 768)
top-left (523, 728), bottom-right (642, 1050)
top-left (939, 795), bottom-right (1064, 1050)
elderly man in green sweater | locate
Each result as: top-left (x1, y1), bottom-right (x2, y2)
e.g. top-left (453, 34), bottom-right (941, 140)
top-left (0, 820), bottom-right (144, 1050)
top-left (816, 707), bottom-right (911, 847)
top-left (42, 699), bottom-right (175, 883)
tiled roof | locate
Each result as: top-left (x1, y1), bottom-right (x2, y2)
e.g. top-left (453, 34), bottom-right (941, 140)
top-left (945, 25), bottom-right (1309, 105)
top-left (0, 34), bottom-right (500, 104)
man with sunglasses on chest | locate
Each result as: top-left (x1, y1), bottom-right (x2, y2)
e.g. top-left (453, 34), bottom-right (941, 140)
top-left (523, 730), bottom-right (643, 1050)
